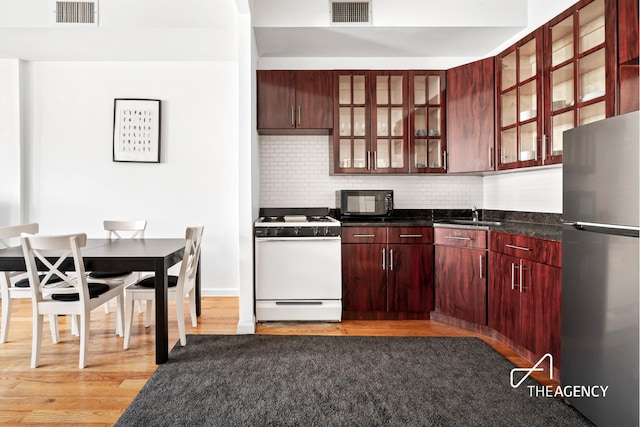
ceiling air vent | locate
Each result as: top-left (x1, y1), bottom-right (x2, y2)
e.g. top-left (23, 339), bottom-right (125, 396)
top-left (330, 0), bottom-right (371, 25)
top-left (54, 1), bottom-right (98, 26)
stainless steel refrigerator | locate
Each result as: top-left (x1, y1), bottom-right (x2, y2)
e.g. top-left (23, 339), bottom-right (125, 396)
top-left (562, 110), bottom-right (639, 427)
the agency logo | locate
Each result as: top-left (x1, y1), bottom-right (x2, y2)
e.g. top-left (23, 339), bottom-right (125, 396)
top-left (511, 353), bottom-right (609, 398)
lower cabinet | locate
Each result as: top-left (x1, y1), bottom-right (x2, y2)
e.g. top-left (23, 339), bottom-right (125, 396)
top-left (342, 226), bottom-right (433, 317)
top-left (488, 232), bottom-right (561, 363)
top-left (434, 228), bottom-right (488, 324)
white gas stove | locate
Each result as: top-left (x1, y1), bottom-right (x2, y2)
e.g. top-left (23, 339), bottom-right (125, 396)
top-left (254, 208), bottom-right (342, 322)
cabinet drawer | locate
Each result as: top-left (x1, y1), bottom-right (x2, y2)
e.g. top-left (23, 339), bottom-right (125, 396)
top-left (434, 228), bottom-right (487, 249)
top-left (341, 227), bottom-right (386, 244)
top-left (489, 231), bottom-right (561, 267)
top-left (387, 227), bottom-right (433, 244)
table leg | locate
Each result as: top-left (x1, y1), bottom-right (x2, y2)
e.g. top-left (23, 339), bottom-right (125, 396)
top-left (195, 257), bottom-right (201, 316)
top-left (154, 261), bottom-right (169, 364)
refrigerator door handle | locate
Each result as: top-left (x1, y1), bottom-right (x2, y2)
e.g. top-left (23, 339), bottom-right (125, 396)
top-left (567, 221), bottom-right (640, 238)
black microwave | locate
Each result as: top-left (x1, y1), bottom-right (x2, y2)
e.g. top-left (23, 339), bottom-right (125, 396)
top-left (337, 190), bottom-right (394, 217)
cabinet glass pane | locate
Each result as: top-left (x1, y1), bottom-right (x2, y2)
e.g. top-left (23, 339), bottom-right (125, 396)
top-left (377, 139), bottom-right (390, 168)
top-left (501, 129), bottom-right (518, 164)
top-left (377, 107), bottom-right (389, 136)
top-left (428, 140), bottom-right (442, 168)
top-left (391, 139), bottom-right (404, 168)
top-left (579, 0), bottom-right (605, 53)
top-left (502, 89), bottom-right (517, 126)
top-left (428, 107), bottom-right (440, 136)
top-left (551, 64), bottom-right (574, 110)
top-left (339, 76), bottom-right (351, 105)
top-left (551, 16), bottom-right (574, 66)
top-left (428, 75), bottom-right (440, 104)
top-left (519, 122), bottom-right (537, 160)
top-left (339, 139), bottom-right (351, 168)
top-left (390, 76), bottom-right (403, 104)
top-left (501, 52), bottom-right (517, 90)
top-left (391, 107), bottom-right (403, 136)
top-left (354, 139), bottom-right (366, 168)
top-left (579, 101), bottom-right (605, 125)
top-left (414, 139), bottom-right (427, 168)
top-left (519, 39), bottom-right (537, 81)
top-left (353, 76), bottom-right (366, 104)
top-left (551, 111), bottom-right (573, 154)
top-left (414, 76), bottom-right (426, 105)
top-left (376, 76), bottom-right (389, 105)
top-left (578, 49), bottom-right (605, 101)
top-left (414, 107), bottom-right (427, 136)
top-left (339, 107), bottom-right (352, 136)
top-left (519, 81), bottom-right (537, 121)
top-left (354, 107), bottom-right (366, 136)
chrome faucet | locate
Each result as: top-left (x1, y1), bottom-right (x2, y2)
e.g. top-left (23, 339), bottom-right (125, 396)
top-left (472, 206), bottom-right (479, 222)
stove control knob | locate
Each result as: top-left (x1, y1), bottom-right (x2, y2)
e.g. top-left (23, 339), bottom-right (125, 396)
top-left (294, 227), bottom-right (300, 236)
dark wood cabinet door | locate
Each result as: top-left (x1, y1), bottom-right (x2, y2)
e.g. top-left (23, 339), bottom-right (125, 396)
top-left (435, 246), bottom-right (487, 324)
top-left (257, 70), bottom-right (296, 130)
top-left (488, 252), bottom-right (520, 341)
top-left (519, 260), bottom-right (561, 363)
top-left (387, 244), bottom-right (433, 313)
top-left (618, 0), bottom-right (639, 65)
top-left (446, 57), bottom-right (496, 173)
top-left (296, 70), bottom-right (334, 130)
top-left (342, 243), bottom-right (386, 311)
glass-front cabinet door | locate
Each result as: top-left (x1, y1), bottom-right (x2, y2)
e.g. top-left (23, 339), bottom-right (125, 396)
top-left (497, 29), bottom-right (544, 170)
top-left (370, 71), bottom-right (408, 173)
top-left (544, 0), bottom-right (613, 165)
top-left (333, 71), bottom-right (369, 173)
top-left (409, 71), bottom-right (446, 173)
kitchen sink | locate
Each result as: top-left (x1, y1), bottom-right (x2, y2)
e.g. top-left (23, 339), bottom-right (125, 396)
top-left (447, 219), bottom-right (502, 226)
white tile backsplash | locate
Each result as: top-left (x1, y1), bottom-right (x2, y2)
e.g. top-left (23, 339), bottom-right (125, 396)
top-left (259, 135), bottom-right (563, 213)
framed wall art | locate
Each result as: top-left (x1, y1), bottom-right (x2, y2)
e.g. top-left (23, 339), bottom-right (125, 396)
top-left (113, 98), bottom-right (161, 163)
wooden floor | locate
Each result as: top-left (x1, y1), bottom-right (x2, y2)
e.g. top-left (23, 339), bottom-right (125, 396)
top-left (0, 297), bottom-right (557, 425)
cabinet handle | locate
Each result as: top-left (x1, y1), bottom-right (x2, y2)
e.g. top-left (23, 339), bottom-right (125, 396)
top-left (367, 151), bottom-right (371, 170)
top-left (445, 236), bottom-right (472, 241)
top-left (381, 248), bottom-right (386, 270)
top-left (519, 260), bottom-right (525, 293)
top-left (479, 254), bottom-right (484, 279)
top-left (374, 151), bottom-right (377, 170)
top-left (297, 106), bottom-right (301, 126)
top-left (505, 244), bottom-right (531, 251)
top-left (511, 262), bottom-right (518, 290)
top-left (399, 234), bottom-right (423, 238)
top-left (542, 134), bottom-right (547, 165)
top-left (489, 147), bottom-right (494, 168)
top-left (389, 249), bottom-right (394, 271)
top-left (352, 234), bottom-right (376, 238)
top-left (443, 150), bottom-right (448, 171)
top-left (291, 105), bottom-right (295, 127)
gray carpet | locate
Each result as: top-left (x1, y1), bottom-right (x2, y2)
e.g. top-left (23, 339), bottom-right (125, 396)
top-left (116, 335), bottom-right (593, 427)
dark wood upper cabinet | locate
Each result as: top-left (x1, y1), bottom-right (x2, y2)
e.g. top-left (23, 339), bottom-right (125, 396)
top-left (446, 57), bottom-right (496, 173)
top-left (617, 0), bottom-right (639, 65)
top-left (257, 70), bottom-right (333, 134)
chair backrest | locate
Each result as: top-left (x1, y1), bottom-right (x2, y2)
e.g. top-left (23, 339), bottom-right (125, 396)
top-left (176, 226), bottom-right (204, 295)
top-left (21, 233), bottom-right (90, 303)
top-left (103, 220), bottom-right (147, 239)
top-left (0, 223), bottom-right (39, 249)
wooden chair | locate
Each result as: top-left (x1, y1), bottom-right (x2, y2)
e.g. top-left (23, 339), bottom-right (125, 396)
top-left (123, 226), bottom-right (203, 349)
top-left (0, 223), bottom-right (39, 343)
top-left (21, 233), bottom-right (125, 368)
top-left (90, 220), bottom-right (147, 314)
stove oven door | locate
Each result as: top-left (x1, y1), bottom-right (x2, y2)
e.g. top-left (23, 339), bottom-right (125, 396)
top-left (255, 236), bottom-right (342, 300)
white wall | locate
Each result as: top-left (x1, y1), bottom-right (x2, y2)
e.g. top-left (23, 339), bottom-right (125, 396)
top-left (20, 61), bottom-right (240, 296)
top-left (259, 135), bottom-right (483, 209)
top-left (483, 167), bottom-right (562, 213)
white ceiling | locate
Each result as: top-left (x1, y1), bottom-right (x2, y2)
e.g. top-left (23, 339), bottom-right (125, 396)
top-left (0, 0), bottom-right (579, 62)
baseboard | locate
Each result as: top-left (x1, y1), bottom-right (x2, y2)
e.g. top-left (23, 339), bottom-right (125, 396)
top-left (236, 317), bottom-right (256, 334)
top-left (201, 288), bottom-right (239, 297)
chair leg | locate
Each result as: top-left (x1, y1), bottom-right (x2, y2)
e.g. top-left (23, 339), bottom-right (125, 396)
top-left (188, 289), bottom-right (198, 327)
top-left (176, 297), bottom-right (186, 346)
top-left (103, 301), bottom-right (110, 313)
top-left (144, 300), bottom-right (152, 328)
top-left (49, 314), bottom-right (60, 344)
top-left (31, 314), bottom-right (43, 368)
top-left (78, 313), bottom-right (90, 369)
top-left (123, 292), bottom-right (134, 350)
top-left (70, 315), bottom-right (79, 337)
top-left (115, 294), bottom-right (124, 337)
top-left (136, 299), bottom-right (144, 314)
top-left (0, 292), bottom-right (10, 344)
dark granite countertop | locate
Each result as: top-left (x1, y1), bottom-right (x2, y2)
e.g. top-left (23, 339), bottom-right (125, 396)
top-left (337, 209), bottom-right (562, 241)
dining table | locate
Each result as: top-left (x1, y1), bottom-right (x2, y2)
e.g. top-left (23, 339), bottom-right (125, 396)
top-left (0, 237), bottom-right (201, 364)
